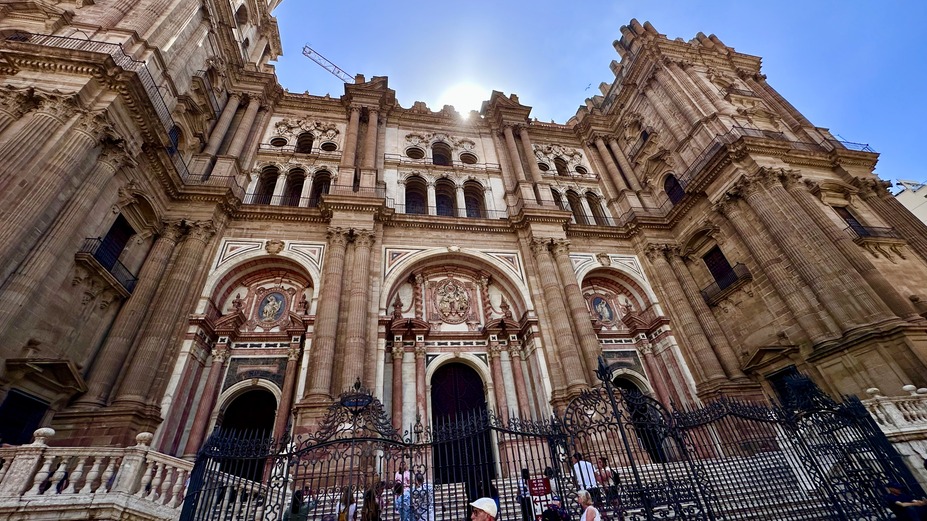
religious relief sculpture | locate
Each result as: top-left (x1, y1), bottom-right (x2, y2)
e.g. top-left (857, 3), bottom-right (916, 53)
top-left (258, 292), bottom-right (286, 322)
top-left (592, 296), bottom-right (614, 323)
top-left (428, 277), bottom-right (474, 324)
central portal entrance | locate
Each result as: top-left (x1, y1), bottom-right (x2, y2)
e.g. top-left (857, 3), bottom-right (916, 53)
top-left (430, 362), bottom-right (495, 498)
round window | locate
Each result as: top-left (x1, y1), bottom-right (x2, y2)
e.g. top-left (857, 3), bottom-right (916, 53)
top-left (320, 142), bottom-right (337, 152)
top-left (538, 163), bottom-right (550, 172)
top-left (459, 152), bottom-right (478, 165)
top-left (406, 147), bottom-right (425, 159)
top-left (575, 165), bottom-right (588, 175)
top-left (270, 137), bottom-right (287, 147)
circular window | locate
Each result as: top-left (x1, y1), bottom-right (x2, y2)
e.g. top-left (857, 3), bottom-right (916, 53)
top-left (538, 163), bottom-right (550, 172)
top-left (575, 165), bottom-right (588, 175)
top-left (270, 137), bottom-right (287, 147)
top-left (320, 142), bottom-right (337, 152)
top-left (406, 147), bottom-right (425, 160)
top-left (459, 152), bottom-right (478, 165)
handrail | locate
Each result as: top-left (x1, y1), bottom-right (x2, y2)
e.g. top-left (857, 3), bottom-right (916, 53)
top-left (78, 238), bottom-right (138, 292)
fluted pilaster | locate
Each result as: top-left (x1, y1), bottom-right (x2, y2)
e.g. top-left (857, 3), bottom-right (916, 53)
top-left (226, 95), bottom-right (262, 158)
top-left (361, 109), bottom-right (379, 170)
top-left (304, 228), bottom-right (350, 400)
top-left (340, 107), bottom-right (361, 168)
top-left (644, 244), bottom-right (726, 384)
top-left (857, 178), bottom-right (927, 264)
top-left (113, 220), bottom-right (216, 407)
top-left (503, 126), bottom-right (528, 182)
top-left (391, 347), bottom-right (404, 429)
top-left (488, 343), bottom-right (509, 419)
top-left (593, 137), bottom-right (629, 192)
top-left (607, 138), bottom-right (643, 192)
top-left (77, 222), bottom-right (183, 406)
top-left (551, 239), bottom-right (602, 385)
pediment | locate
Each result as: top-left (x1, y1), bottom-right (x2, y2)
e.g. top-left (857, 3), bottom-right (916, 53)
top-left (742, 345), bottom-right (797, 373)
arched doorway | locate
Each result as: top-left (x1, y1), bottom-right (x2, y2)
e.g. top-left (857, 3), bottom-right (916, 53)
top-left (430, 363), bottom-right (494, 499)
top-left (614, 376), bottom-right (667, 463)
top-left (218, 388), bottom-right (277, 481)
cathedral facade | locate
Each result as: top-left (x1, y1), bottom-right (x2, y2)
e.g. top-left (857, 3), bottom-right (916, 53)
top-left (0, 0), bottom-right (926, 456)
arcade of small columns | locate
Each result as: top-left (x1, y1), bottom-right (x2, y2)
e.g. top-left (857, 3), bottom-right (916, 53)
top-left (395, 176), bottom-right (497, 219)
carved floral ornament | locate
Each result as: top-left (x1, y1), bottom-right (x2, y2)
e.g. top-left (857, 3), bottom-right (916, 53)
top-left (404, 132), bottom-right (476, 151)
top-left (532, 143), bottom-right (583, 165)
top-left (272, 118), bottom-right (340, 142)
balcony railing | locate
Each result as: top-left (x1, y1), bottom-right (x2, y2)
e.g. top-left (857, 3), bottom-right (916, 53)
top-left (844, 225), bottom-right (901, 240)
top-left (724, 86), bottom-right (758, 98)
top-left (78, 238), bottom-right (138, 293)
top-left (390, 203), bottom-right (509, 220)
top-left (243, 193), bottom-right (316, 207)
top-left (256, 143), bottom-right (343, 160)
top-left (700, 263), bottom-right (752, 306)
top-left (627, 135), bottom-right (647, 159)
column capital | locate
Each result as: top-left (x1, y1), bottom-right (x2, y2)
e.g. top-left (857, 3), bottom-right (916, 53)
top-left (488, 343), bottom-right (503, 359)
top-left (97, 141), bottom-right (134, 170)
top-left (778, 169), bottom-right (807, 192)
top-left (550, 238), bottom-right (571, 257)
top-left (187, 220), bottom-right (217, 243)
top-left (853, 177), bottom-right (892, 200)
top-left (712, 193), bottom-right (740, 216)
top-left (730, 173), bottom-right (764, 199)
top-left (529, 238), bottom-right (551, 258)
top-left (211, 345), bottom-right (230, 364)
top-left (160, 220), bottom-right (186, 242)
top-left (353, 229), bottom-right (376, 248)
top-left (414, 345), bottom-right (427, 359)
top-left (287, 345), bottom-right (301, 361)
top-left (327, 226), bottom-right (350, 247)
top-left (643, 243), bottom-right (672, 262)
top-left (391, 347), bottom-right (405, 361)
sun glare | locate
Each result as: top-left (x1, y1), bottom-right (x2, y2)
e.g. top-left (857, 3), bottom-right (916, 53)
top-left (437, 82), bottom-right (488, 115)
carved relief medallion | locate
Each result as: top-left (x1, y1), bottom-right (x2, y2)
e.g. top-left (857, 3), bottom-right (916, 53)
top-left (429, 277), bottom-right (473, 324)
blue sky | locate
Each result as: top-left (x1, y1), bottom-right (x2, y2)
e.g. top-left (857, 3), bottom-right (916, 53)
top-left (270, 2), bottom-right (927, 185)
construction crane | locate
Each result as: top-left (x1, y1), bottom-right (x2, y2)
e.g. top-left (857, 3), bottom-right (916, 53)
top-left (302, 45), bottom-right (354, 84)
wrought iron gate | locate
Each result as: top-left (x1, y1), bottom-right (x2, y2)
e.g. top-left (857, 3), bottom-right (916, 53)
top-left (181, 365), bottom-right (923, 521)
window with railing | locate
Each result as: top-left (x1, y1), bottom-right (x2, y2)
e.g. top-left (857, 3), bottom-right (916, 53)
top-left (405, 176), bottom-right (428, 215)
top-left (282, 169), bottom-right (305, 207)
top-left (435, 179), bottom-right (457, 217)
top-left (664, 174), bottom-right (685, 205)
top-left (566, 190), bottom-right (588, 225)
top-left (307, 171), bottom-right (331, 207)
top-left (464, 181), bottom-right (485, 218)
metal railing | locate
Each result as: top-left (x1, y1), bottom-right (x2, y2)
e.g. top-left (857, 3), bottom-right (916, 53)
top-left (257, 143), bottom-right (343, 160)
top-left (844, 225), bottom-right (901, 240)
top-left (383, 153), bottom-right (501, 171)
top-left (78, 238), bottom-right (139, 293)
top-left (724, 86), bottom-right (757, 98)
top-left (242, 193), bottom-right (315, 207)
top-left (627, 135), bottom-right (647, 159)
top-left (389, 203), bottom-right (509, 220)
top-left (699, 263), bottom-right (751, 304)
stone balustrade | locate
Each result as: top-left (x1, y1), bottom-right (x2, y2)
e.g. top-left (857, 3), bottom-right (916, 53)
top-left (862, 385), bottom-right (927, 489)
top-left (0, 428), bottom-right (192, 520)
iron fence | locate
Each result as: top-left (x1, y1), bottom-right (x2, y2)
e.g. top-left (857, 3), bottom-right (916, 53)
top-left (181, 364), bottom-right (921, 521)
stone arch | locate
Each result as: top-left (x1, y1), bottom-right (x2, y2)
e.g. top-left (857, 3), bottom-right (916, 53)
top-left (380, 248), bottom-right (533, 318)
top-left (573, 263), bottom-right (660, 310)
top-left (197, 252), bottom-right (319, 315)
top-left (609, 368), bottom-right (654, 395)
top-left (424, 353), bottom-right (497, 419)
top-left (208, 378), bottom-right (282, 434)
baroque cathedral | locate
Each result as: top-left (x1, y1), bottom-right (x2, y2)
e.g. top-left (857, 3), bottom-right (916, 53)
top-left (0, 0), bottom-right (926, 457)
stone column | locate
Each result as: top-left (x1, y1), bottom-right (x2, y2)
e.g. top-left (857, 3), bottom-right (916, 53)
top-left (585, 142), bottom-right (621, 204)
top-left (857, 179), bottom-right (927, 264)
top-left (391, 347), bottom-right (404, 429)
top-left (76, 222), bottom-right (184, 406)
top-left (683, 65), bottom-right (728, 114)
top-left (715, 196), bottom-right (834, 343)
top-left (530, 239), bottom-right (587, 392)
top-left (503, 126), bottom-right (528, 182)
top-left (181, 344), bottom-right (229, 456)
top-left (0, 146), bottom-right (129, 338)
top-left (782, 174), bottom-right (895, 321)
top-left (653, 65), bottom-right (700, 126)
top-left (270, 172), bottom-right (287, 205)
top-left (0, 110), bottom-right (107, 264)
top-left (455, 184), bottom-right (468, 217)
top-left (304, 228), bottom-right (349, 401)
top-left (509, 342), bottom-right (532, 419)
top-left (240, 106), bottom-right (270, 169)
top-left (551, 239), bottom-right (602, 384)
top-left (202, 94), bottom-right (241, 156)
top-left (519, 127), bottom-right (554, 205)
top-left (361, 109), bottom-right (379, 169)
top-left (340, 107), bottom-right (361, 169)
top-left (640, 343), bottom-right (674, 406)
top-left (113, 220), bottom-right (217, 407)
top-left (414, 344), bottom-right (428, 428)
top-left (341, 230), bottom-right (375, 389)
top-left (0, 88), bottom-right (38, 136)
top-left (226, 95), bottom-right (262, 158)
top-left (489, 343), bottom-right (509, 419)
top-left (0, 94), bottom-right (76, 182)
top-left (607, 138), bottom-right (643, 192)
top-left (644, 244), bottom-right (726, 384)
top-left (593, 136), bottom-right (630, 192)
top-left (737, 173), bottom-right (860, 330)
top-left (272, 343), bottom-right (302, 441)
top-left (642, 86), bottom-right (686, 143)
top-left (426, 182), bottom-right (436, 215)
top-left (667, 252), bottom-right (745, 379)
top-left (668, 62), bottom-right (713, 118)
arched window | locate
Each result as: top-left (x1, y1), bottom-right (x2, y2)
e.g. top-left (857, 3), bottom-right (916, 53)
top-left (405, 176), bottom-right (428, 215)
top-left (551, 189), bottom-right (564, 211)
top-left (295, 133), bottom-right (313, 154)
top-left (283, 169), bottom-right (305, 206)
top-left (586, 192), bottom-right (608, 226)
top-left (435, 179), bottom-right (457, 217)
top-left (566, 190), bottom-right (587, 225)
top-left (554, 157), bottom-right (569, 177)
top-left (253, 166), bottom-right (278, 205)
top-left (234, 4), bottom-right (249, 25)
top-left (463, 181), bottom-right (485, 218)
top-left (432, 142), bottom-right (452, 166)
top-left (664, 174), bottom-right (685, 205)
top-left (308, 170), bottom-right (331, 207)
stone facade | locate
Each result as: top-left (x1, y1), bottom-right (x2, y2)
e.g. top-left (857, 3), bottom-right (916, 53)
top-left (0, 2), bottom-right (925, 463)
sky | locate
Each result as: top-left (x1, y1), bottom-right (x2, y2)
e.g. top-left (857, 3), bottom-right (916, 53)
top-left (269, 1), bottom-right (927, 186)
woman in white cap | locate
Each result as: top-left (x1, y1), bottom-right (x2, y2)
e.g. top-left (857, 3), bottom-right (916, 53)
top-left (470, 497), bottom-right (498, 521)
top-left (576, 490), bottom-right (600, 521)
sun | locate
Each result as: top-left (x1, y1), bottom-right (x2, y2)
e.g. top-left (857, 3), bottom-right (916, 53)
top-left (437, 82), bottom-right (489, 115)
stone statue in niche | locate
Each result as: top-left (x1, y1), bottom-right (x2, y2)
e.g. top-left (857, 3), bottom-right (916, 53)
top-left (593, 296), bottom-right (613, 322)
top-left (259, 292), bottom-right (285, 322)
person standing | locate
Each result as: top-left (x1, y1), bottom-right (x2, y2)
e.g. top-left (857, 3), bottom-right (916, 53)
top-left (393, 481), bottom-right (411, 521)
top-left (471, 497), bottom-right (498, 521)
top-left (575, 490), bottom-right (601, 521)
top-left (411, 473), bottom-right (434, 521)
top-left (336, 486), bottom-right (357, 521)
top-left (361, 485), bottom-right (382, 521)
top-left (572, 453), bottom-right (599, 506)
top-left (395, 461), bottom-right (411, 491)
